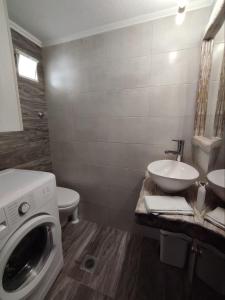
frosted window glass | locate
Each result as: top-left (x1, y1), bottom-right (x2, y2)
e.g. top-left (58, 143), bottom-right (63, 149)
top-left (17, 52), bottom-right (38, 81)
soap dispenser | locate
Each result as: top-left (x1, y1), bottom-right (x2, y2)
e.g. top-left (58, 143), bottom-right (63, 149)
top-left (196, 181), bottom-right (206, 213)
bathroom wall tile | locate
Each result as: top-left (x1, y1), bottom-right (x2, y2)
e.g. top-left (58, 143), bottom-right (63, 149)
top-left (70, 63), bottom-right (108, 93)
top-left (179, 137), bottom-right (193, 163)
top-left (104, 21), bottom-right (153, 59)
top-left (150, 48), bottom-right (200, 85)
top-left (55, 160), bottom-right (143, 192)
top-left (44, 8), bottom-right (208, 230)
top-left (72, 116), bottom-right (109, 142)
top-left (72, 88), bottom-right (150, 117)
top-left (106, 56), bottom-right (151, 90)
top-left (108, 208), bottom-right (138, 232)
top-left (61, 140), bottom-right (168, 171)
top-left (79, 201), bottom-right (110, 226)
top-left (48, 101), bottom-right (72, 123)
top-left (146, 116), bottom-right (194, 144)
top-left (95, 165), bottom-right (144, 190)
top-left (48, 121), bottom-right (72, 143)
top-left (86, 164), bottom-right (144, 191)
top-left (46, 94), bottom-right (69, 114)
top-left (44, 45), bottom-right (81, 94)
top-left (71, 115), bottom-right (194, 145)
top-left (79, 185), bottom-right (139, 212)
top-left (149, 83), bottom-right (197, 117)
top-left (50, 141), bottom-right (64, 162)
top-left (72, 116), bottom-right (149, 143)
top-left (53, 161), bottom-right (95, 189)
top-left (152, 8), bottom-right (210, 53)
top-left (78, 186), bottom-right (121, 210)
top-left (123, 56), bottom-right (151, 88)
top-left (48, 104), bottom-right (74, 142)
top-left (76, 34), bottom-right (106, 67)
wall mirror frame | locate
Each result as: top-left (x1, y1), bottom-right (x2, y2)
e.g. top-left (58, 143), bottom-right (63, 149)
top-left (193, 0), bottom-right (225, 174)
top-left (0, 0), bottom-right (23, 132)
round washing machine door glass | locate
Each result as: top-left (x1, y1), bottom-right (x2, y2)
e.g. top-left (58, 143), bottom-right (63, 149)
top-left (0, 215), bottom-right (59, 300)
top-left (3, 224), bottom-right (52, 291)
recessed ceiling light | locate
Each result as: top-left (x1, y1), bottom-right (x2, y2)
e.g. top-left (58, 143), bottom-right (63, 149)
top-left (175, 1), bottom-right (188, 25)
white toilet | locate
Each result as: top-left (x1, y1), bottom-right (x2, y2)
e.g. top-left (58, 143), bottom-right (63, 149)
top-left (56, 186), bottom-right (80, 226)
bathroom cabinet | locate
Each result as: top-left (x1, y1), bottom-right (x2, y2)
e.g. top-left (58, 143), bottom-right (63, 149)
top-left (193, 240), bottom-right (225, 295)
top-left (0, 0), bottom-right (22, 132)
top-left (160, 230), bottom-right (225, 295)
top-left (135, 174), bottom-right (225, 297)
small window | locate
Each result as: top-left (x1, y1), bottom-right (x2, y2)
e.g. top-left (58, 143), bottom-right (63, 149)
top-left (16, 50), bottom-right (39, 82)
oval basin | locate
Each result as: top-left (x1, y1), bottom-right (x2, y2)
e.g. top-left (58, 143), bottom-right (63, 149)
top-left (147, 160), bottom-right (199, 193)
top-left (207, 169), bottom-right (225, 201)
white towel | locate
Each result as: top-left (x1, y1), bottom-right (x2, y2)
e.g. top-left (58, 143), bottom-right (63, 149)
top-left (144, 196), bottom-right (193, 216)
top-left (204, 207), bottom-right (225, 230)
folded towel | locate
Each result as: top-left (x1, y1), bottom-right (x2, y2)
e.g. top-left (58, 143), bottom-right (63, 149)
top-left (204, 207), bottom-right (225, 230)
top-left (144, 196), bottom-right (193, 216)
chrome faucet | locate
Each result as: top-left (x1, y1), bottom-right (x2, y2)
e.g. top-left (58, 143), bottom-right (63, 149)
top-left (165, 139), bottom-right (185, 162)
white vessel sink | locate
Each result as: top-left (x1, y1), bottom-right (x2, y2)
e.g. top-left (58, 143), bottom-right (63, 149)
top-left (147, 160), bottom-right (199, 193)
top-left (207, 169), bottom-right (225, 201)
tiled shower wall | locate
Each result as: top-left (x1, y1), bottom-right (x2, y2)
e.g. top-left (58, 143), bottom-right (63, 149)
top-left (44, 8), bottom-right (210, 231)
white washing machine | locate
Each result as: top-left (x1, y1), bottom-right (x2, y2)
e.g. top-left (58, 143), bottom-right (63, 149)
top-left (0, 169), bottom-right (63, 300)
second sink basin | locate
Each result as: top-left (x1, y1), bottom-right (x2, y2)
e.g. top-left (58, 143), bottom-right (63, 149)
top-left (207, 169), bottom-right (225, 201)
top-left (147, 160), bottom-right (199, 193)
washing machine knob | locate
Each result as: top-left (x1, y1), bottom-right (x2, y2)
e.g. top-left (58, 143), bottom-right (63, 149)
top-left (18, 202), bottom-right (30, 215)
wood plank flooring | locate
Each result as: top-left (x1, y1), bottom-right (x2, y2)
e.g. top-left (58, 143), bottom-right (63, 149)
top-left (46, 220), bottom-right (224, 300)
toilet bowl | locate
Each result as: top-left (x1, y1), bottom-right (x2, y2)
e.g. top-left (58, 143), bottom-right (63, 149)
top-left (56, 186), bottom-right (80, 226)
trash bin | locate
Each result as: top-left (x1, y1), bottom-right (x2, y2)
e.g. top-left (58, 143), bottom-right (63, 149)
top-left (160, 230), bottom-right (192, 268)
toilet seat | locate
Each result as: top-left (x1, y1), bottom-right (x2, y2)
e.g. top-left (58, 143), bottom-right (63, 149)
top-left (56, 187), bottom-right (80, 208)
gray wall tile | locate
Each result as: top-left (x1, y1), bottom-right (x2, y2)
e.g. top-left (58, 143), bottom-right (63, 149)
top-left (72, 88), bottom-right (150, 117)
top-left (104, 22), bottom-right (153, 59)
top-left (43, 8), bottom-right (208, 231)
top-left (150, 48), bottom-right (200, 85)
top-left (148, 83), bottom-right (197, 117)
top-left (152, 8), bottom-right (210, 52)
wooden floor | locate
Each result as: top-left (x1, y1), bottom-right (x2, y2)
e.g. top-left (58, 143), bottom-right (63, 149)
top-left (46, 220), bottom-right (224, 300)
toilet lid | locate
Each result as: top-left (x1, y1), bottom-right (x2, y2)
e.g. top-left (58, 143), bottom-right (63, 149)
top-left (56, 186), bottom-right (80, 208)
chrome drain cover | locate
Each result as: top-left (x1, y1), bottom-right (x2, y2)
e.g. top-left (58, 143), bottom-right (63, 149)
top-left (80, 255), bottom-right (97, 273)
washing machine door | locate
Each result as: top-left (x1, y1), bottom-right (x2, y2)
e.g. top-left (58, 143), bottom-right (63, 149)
top-left (0, 214), bottom-right (60, 300)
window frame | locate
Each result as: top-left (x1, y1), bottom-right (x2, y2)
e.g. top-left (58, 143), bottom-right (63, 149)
top-left (15, 49), bottom-right (39, 82)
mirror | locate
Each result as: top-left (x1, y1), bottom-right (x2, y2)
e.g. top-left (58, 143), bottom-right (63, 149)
top-left (0, 0), bottom-right (23, 132)
top-left (193, 0), bottom-right (225, 174)
top-left (205, 25), bottom-right (225, 138)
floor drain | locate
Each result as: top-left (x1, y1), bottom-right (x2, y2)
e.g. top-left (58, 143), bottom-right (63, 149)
top-left (80, 255), bottom-right (97, 273)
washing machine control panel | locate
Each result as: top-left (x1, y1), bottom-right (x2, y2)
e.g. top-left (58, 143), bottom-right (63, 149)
top-left (18, 202), bottom-right (30, 215)
top-left (5, 193), bottom-right (35, 227)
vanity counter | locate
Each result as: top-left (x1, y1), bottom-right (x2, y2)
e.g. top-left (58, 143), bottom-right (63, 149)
top-left (135, 172), bottom-right (225, 252)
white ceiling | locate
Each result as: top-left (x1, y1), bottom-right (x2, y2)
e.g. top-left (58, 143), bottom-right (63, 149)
top-left (6, 0), bottom-right (213, 46)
